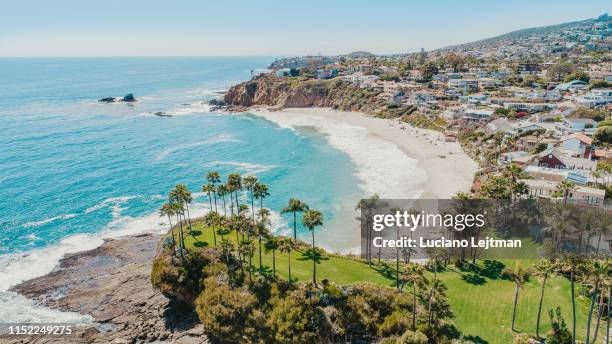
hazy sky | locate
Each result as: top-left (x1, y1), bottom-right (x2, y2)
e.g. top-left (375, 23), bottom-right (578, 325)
top-left (0, 0), bottom-right (609, 57)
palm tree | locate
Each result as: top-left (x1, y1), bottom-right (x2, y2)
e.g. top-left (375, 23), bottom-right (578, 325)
top-left (253, 182), bottom-right (270, 212)
top-left (402, 263), bottom-right (428, 331)
top-left (278, 237), bottom-right (295, 282)
top-left (355, 194), bottom-right (380, 267)
top-left (584, 260), bottom-right (610, 344)
top-left (227, 173), bottom-right (242, 213)
top-left (556, 180), bottom-right (577, 205)
top-left (256, 208), bottom-right (271, 274)
top-left (171, 202), bottom-right (186, 256)
top-left (238, 239), bottom-right (255, 282)
top-left (560, 254), bottom-right (583, 343)
top-left (533, 259), bottom-right (556, 339)
top-left (159, 203), bottom-right (177, 255)
top-left (302, 209), bottom-right (323, 288)
top-left (503, 262), bottom-right (530, 332)
top-left (281, 198), bottom-right (309, 240)
top-left (171, 184), bottom-right (193, 230)
top-left (264, 236), bottom-right (279, 278)
top-left (219, 239), bottom-right (235, 285)
top-left (242, 176), bottom-right (258, 222)
top-left (206, 170), bottom-right (221, 212)
top-left (202, 183), bottom-right (215, 213)
top-left (204, 211), bottom-right (219, 246)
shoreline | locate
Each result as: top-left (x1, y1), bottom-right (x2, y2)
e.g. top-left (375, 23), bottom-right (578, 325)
top-left (248, 107), bottom-right (478, 253)
top-left (2, 234), bottom-right (208, 344)
top-left (260, 107), bottom-right (478, 200)
top-left (3, 106), bottom-right (478, 337)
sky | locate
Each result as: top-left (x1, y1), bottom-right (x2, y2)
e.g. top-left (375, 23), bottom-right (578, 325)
top-left (0, 0), bottom-right (609, 57)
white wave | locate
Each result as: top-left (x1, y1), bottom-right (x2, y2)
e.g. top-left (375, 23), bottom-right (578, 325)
top-left (0, 196), bottom-right (212, 323)
top-left (205, 161), bottom-right (277, 175)
top-left (251, 111), bottom-right (426, 199)
top-left (84, 196), bottom-right (137, 214)
top-left (168, 101), bottom-right (212, 116)
top-left (0, 291), bottom-right (93, 324)
top-left (153, 134), bottom-right (243, 162)
top-left (22, 213), bottom-right (78, 228)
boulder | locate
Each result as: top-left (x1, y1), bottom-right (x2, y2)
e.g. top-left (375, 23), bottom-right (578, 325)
top-left (121, 93), bottom-right (136, 102)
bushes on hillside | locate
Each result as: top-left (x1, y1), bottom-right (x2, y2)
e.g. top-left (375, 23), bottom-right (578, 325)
top-left (267, 289), bottom-right (331, 343)
top-left (195, 277), bottom-right (262, 343)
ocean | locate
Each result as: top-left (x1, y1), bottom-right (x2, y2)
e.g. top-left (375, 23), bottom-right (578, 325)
top-left (0, 57), bottom-right (422, 322)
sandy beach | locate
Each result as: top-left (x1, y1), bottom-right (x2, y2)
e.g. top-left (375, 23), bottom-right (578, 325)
top-left (255, 107), bottom-right (478, 199)
top-left (249, 107), bottom-right (478, 253)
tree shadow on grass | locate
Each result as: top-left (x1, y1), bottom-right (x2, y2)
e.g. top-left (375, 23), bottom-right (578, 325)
top-left (463, 335), bottom-right (489, 344)
top-left (189, 230), bottom-right (202, 237)
top-left (459, 260), bottom-right (505, 280)
top-left (369, 262), bottom-right (397, 282)
top-left (297, 248), bottom-right (330, 265)
top-left (461, 273), bottom-right (486, 285)
top-left (193, 241), bottom-right (209, 248)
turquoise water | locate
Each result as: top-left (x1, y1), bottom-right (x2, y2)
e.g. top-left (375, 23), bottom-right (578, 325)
top-left (0, 58), bottom-right (364, 318)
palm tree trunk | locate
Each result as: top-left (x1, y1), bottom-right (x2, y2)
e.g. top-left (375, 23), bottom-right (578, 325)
top-left (250, 189), bottom-right (255, 222)
top-left (167, 215), bottom-right (176, 255)
top-left (185, 204), bottom-right (193, 230)
top-left (536, 276), bottom-right (547, 338)
top-left (511, 284), bottom-right (519, 331)
top-left (591, 292), bottom-right (605, 344)
top-left (587, 288), bottom-right (598, 344)
top-left (312, 228), bottom-right (317, 288)
top-left (293, 212), bottom-right (297, 239)
top-left (176, 214), bottom-right (185, 258)
top-left (207, 192), bottom-right (213, 213)
top-left (571, 270), bottom-right (577, 343)
top-left (258, 235), bottom-right (263, 273)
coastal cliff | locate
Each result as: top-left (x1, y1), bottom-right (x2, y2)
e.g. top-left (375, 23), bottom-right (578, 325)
top-left (223, 76), bottom-right (390, 115)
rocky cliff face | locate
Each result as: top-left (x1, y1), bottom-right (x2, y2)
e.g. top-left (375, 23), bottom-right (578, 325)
top-left (223, 76), bottom-right (385, 114)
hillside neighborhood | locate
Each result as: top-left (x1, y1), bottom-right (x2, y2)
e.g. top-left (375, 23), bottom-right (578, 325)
top-left (240, 14), bottom-right (612, 206)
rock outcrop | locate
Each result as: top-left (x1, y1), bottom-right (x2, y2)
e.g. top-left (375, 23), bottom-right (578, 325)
top-left (223, 76), bottom-right (387, 115)
top-left (3, 234), bottom-right (208, 344)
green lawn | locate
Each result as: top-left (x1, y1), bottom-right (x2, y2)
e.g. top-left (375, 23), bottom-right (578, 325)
top-left (175, 222), bottom-right (605, 344)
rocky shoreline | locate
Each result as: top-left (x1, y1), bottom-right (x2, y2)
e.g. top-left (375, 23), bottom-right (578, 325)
top-left (1, 234), bottom-right (208, 344)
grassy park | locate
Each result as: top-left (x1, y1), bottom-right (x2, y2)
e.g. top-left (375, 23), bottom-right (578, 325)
top-left (179, 220), bottom-right (601, 344)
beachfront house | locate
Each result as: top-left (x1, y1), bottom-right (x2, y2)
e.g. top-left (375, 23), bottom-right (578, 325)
top-left (522, 179), bottom-right (605, 206)
top-left (462, 108), bottom-right (493, 122)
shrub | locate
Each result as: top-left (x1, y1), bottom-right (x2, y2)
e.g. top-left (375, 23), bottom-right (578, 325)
top-left (343, 283), bottom-right (400, 334)
top-left (547, 307), bottom-right (572, 344)
top-left (397, 330), bottom-right (429, 344)
top-left (378, 310), bottom-right (412, 337)
top-left (195, 277), bottom-right (260, 343)
top-left (267, 289), bottom-right (331, 344)
top-left (513, 333), bottom-right (533, 344)
top-left (151, 249), bottom-right (219, 303)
